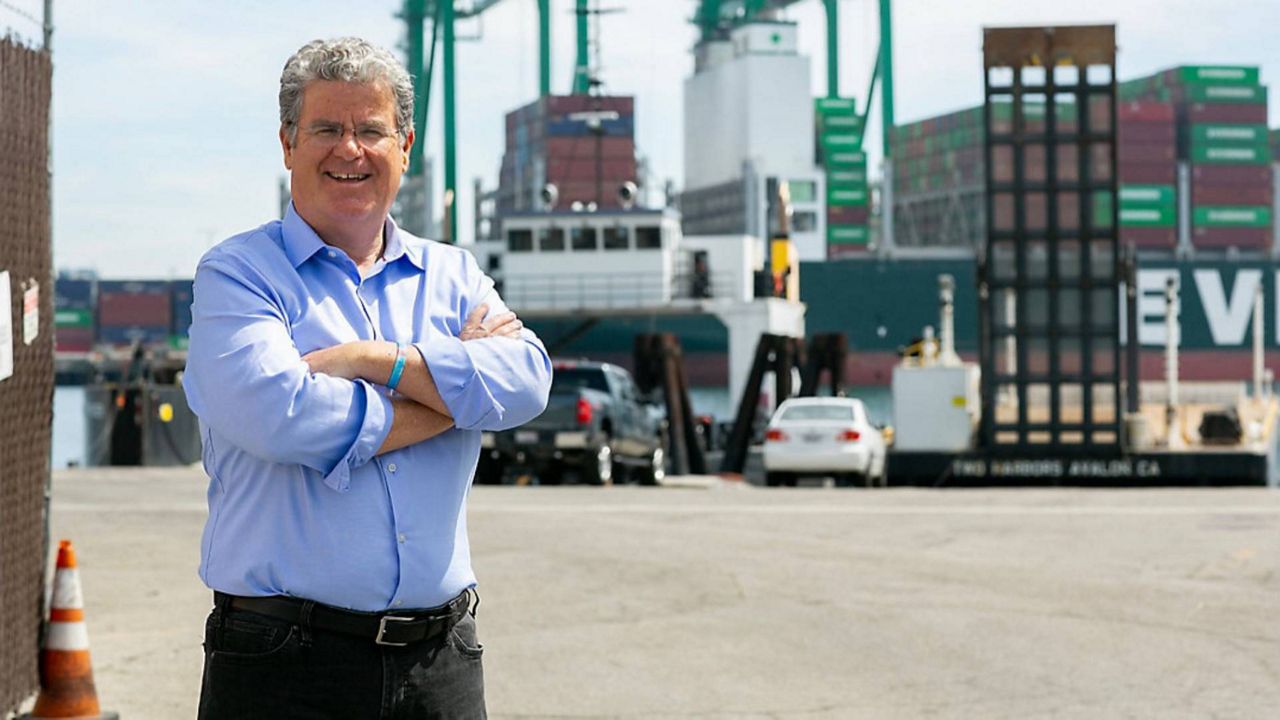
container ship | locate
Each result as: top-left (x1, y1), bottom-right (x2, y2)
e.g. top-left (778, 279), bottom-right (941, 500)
top-left (54, 12), bottom-right (1280, 400)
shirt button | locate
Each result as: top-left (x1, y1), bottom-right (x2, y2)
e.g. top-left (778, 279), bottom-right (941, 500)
top-left (327, 250), bottom-right (336, 258)
top-left (387, 463), bottom-right (398, 473)
top-left (398, 533), bottom-right (407, 543)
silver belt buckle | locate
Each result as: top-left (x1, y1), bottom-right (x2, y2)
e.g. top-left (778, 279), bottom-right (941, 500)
top-left (376, 615), bottom-right (414, 646)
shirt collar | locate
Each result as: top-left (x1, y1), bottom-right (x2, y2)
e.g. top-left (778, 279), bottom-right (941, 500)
top-left (281, 202), bottom-right (425, 271)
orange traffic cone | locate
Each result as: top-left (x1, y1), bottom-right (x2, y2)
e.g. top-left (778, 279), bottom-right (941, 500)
top-left (21, 540), bottom-right (117, 720)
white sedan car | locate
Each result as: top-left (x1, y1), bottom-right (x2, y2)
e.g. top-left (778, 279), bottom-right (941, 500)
top-left (762, 397), bottom-right (887, 487)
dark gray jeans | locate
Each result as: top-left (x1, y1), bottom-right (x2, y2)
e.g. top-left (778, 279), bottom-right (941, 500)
top-left (197, 595), bottom-right (486, 719)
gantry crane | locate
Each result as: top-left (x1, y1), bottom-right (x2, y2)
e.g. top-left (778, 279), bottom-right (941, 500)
top-left (399, 1), bottom-right (603, 244)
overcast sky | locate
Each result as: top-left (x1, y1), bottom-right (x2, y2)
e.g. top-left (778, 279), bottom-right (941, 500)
top-left (6, 0), bottom-right (1280, 277)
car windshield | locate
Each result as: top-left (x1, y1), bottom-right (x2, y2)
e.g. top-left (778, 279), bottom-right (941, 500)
top-left (778, 404), bottom-right (856, 422)
top-left (551, 368), bottom-right (610, 394)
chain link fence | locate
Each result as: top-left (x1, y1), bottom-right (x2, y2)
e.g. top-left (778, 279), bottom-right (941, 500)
top-left (0, 30), bottom-right (53, 714)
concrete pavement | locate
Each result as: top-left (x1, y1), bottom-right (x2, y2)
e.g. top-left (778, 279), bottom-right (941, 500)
top-left (32, 467), bottom-right (1280, 719)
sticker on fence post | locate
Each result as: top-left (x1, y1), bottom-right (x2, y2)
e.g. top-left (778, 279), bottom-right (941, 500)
top-left (22, 280), bottom-right (38, 345)
top-left (0, 271), bottom-right (12, 382)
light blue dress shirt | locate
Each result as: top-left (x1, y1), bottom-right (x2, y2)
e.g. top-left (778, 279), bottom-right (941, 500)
top-left (184, 204), bottom-right (551, 611)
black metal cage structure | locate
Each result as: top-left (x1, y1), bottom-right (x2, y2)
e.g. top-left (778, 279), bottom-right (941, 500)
top-left (0, 36), bottom-right (53, 713)
top-left (979, 26), bottom-right (1124, 452)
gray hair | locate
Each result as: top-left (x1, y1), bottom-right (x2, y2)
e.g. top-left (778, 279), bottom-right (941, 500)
top-left (279, 37), bottom-right (414, 146)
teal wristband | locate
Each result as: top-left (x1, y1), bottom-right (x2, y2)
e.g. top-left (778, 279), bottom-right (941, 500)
top-left (386, 343), bottom-right (407, 390)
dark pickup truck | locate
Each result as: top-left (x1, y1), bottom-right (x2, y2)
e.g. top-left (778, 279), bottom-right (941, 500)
top-left (476, 360), bottom-right (666, 485)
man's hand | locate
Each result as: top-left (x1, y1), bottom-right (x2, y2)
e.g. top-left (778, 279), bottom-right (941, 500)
top-left (460, 304), bottom-right (523, 341)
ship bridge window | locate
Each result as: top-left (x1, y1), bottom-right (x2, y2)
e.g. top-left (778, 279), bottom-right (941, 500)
top-left (788, 180), bottom-right (817, 203)
top-left (603, 226), bottom-right (630, 250)
top-left (792, 211), bottom-right (817, 232)
top-left (507, 229), bottom-right (533, 252)
top-left (571, 226), bottom-right (598, 251)
top-left (635, 226), bottom-right (662, 250)
top-left (538, 227), bottom-right (566, 251)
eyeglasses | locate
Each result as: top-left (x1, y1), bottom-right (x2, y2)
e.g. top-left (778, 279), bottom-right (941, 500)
top-left (296, 123), bottom-right (401, 150)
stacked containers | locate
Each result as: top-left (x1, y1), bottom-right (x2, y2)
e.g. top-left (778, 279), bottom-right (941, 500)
top-left (1120, 66), bottom-right (1272, 250)
top-left (498, 95), bottom-right (637, 212)
top-left (815, 97), bottom-right (870, 257)
top-left (96, 280), bottom-right (172, 347)
top-left (53, 277), bottom-right (95, 353)
top-left (1117, 101), bottom-right (1178, 249)
top-left (890, 105), bottom-right (985, 248)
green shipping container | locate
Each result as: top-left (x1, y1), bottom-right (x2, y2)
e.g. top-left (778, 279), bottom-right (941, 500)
top-left (1191, 124), bottom-right (1268, 145)
top-left (1119, 184), bottom-right (1176, 206)
top-left (820, 131), bottom-right (859, 150)
top-left (827, 169), bottom-right (867, 185)
top-left (1191, 144), bottom-right (1271, 164)
top-left (828, 187), bottom-right (869, 207)
top-left (825, 150), bottom-right (867, 169)
top-left (815, 97), bottom-right (857, 114)
top-left (54, 308), bottom-right (93, 328)
top-left (1176, 65), bottom-right (1260, 86)
top-left (1186, 84), bottom-right (1268, 104)
top-left (168, 335), bottom-right (190, 351)
top-left (828, 225), bottom-right (869, 245)
top-left (1193, 206), bottom-right (1272, 228)
top-left (1120, 206), bottom-right (1176, 227)
top-left (818, 114), bottom-right (862, 131)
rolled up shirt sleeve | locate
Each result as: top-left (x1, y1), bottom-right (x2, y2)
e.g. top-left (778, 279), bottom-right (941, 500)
top-left (412, 252), bottom-right (551, 431)
top-left (184, 256), bottom-right (393, 487)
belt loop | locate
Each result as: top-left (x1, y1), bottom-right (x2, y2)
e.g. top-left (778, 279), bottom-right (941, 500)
top-left (467, 587), bottom-right (480, 618)
top-left (298, 599), bottom-right (316, 648)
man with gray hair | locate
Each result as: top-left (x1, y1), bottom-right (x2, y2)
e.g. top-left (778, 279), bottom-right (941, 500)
top-left (184, 37), bottom-right (551, 718)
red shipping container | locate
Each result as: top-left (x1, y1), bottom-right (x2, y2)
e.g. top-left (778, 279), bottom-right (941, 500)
top-left (828, 206), bottom-right (870, 224)
top-left (1187, 103), bottom-right (1268, 124)
top-left (828, 244), bottom-right (870, 259)
top-left (1118, 101), bottom-right (1174, 123)
top-left (99, 291), bottom-right (171, 327)
top-left (545, 95), bottom-right (634, 117)
top-left (1192, 227), bottom-right (1271, 249)
top-left (1118, 142), bottom-right (1176, 163)
top-left (1192, 164), bottom-right (1272, 186)
top-left (545, 136), bottom-right (635, 160)
top-left (1118, 122), bottom-right (1177, 144)
top-left (1191, 185), bottom-right (1273, 206)
top-left (1118, 162), bottom-right (1177, 184)
top-left (55, 326), bottom-right (95, 353)
top-left (545, 158), bottom-right (637, 183)
top-left (1120, 227), bottom-right (1177, 249)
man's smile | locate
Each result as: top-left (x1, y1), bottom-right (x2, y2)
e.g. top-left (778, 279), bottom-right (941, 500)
top-left (324, 171), bottom-right (371, 183)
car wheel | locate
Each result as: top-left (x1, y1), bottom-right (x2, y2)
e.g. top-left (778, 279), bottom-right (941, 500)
top-left (582, 444), bottom-right (614, 486)
top-left (636, 445), bottom-right (665, 486)
top-left (765, 471), bottom-right (790, 487)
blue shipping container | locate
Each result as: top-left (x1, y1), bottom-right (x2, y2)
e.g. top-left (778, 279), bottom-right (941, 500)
top-left (54, 278), bottom-right (95, 309)
top-left (170, 279), bottom-right (194, 337)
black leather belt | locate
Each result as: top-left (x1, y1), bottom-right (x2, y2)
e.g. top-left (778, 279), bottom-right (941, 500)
top-left (215, 590), bottom-right (471, 647)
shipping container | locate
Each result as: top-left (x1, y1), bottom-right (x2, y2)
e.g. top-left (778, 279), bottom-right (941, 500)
top-left (1190, 144), bottom-right (1270, 164)
top-left (1192, 206), bottom-right (1272, 228)
top-left (54, 326), bottom-right (95, 353)
top-left (828, 225), bottom-right (870, 245)
top-left (1191, 185), bottom-right (1272, 206)
top-left (1119, 206), bottom-right (1176, 227)
top-left (1187, 103), bottom-right (1268, 124)
top-left (54, 278), bottom-right (94, 309)
top-left (1191, 164), bottom-right (1272, 186)
top-left (97, 281), bottom-right (172, 327)
top-left (1190, 123), bottom-right (1269, 145)
top-left (1119, 184), bottom-right (1176, 206)
top-left (1120, 227), bottom-right (1177, 249)
top-left (54, 308), bottom-right (94, 328)
top-left (827, 205), bottom-right (870, 224)
top-left (1191, 227), bottom-right (1271, 249)
top-left (170, 279), bottom-right (194, 340)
